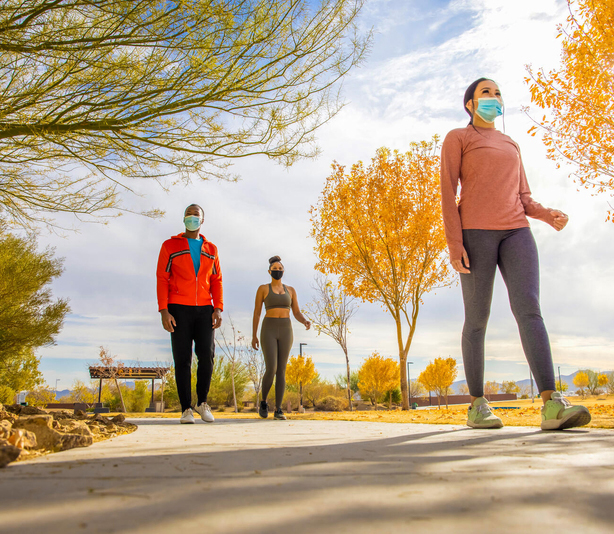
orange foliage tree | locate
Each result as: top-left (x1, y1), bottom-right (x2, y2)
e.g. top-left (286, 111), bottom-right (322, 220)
top-left (417, 357), bottom-right (457, 408)
top-left (357, 352), bottom-right (399, 410)
top-left (286, 355), bottom-right (317, 408)
top-left (310, 139), bottom-right (453, 410)
top-left (526, 0), bottom-right (614, 220)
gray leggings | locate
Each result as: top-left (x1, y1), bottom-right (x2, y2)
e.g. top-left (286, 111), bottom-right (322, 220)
top-left (460, 228), bottom-right (556, 397)
top-left (260, 317), bottom-right (293, 409)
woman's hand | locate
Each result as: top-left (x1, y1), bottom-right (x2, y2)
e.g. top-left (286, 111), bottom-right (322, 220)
top-left (304, 320), bottom-right (311, 331)
top-left (252, 337), bottom-right (260, 350)
top-left (451, 248), bottom-right (470, 274)
top-left (550, 210), bottom-right (569, 231)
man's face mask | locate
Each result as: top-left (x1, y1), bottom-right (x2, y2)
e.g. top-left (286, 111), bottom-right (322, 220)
top-left (184, 215), bottom-right (201, 232)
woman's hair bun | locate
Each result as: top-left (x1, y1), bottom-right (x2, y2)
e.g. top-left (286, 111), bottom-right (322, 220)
top-left (268, 255), bottom-right (282, 265)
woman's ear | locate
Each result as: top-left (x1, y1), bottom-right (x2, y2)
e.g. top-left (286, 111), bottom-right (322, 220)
top-left (466, 99), bottom-right (474, 114)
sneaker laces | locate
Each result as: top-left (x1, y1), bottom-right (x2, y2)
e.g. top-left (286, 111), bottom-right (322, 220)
top-left (477, 403), bottom-right (493, 415)
top-left (552, 395), bottom-right (571, 408)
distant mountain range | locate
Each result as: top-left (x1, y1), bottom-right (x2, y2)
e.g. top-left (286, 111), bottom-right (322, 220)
top-left (451, 370), bottom-right (601, 395)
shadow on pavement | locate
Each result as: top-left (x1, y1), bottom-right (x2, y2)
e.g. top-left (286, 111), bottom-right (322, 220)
top-left (0, 421), bottom-right (612, 534)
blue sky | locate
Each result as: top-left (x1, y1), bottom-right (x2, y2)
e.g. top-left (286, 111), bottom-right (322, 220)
top-left (36, 0), bottom-right (614, 391)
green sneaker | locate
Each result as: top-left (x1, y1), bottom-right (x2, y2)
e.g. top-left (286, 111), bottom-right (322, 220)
top-left (467, 397), bottom-right (503, 429)
top-left (541, 392), bottom-right (591, 430)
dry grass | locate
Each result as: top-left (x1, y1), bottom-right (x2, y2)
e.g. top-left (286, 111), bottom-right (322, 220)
top-left (122, 396), bottom-right (614, 429)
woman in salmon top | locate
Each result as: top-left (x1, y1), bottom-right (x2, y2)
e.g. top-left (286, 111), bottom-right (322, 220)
top-left (252, 255), bottom-right (311, 420)
top-left (440, 77), bottom-right (590, 430)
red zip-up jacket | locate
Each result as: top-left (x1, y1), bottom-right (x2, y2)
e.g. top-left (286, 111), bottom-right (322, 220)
top-left (156, 233), bottom-right (223, 312)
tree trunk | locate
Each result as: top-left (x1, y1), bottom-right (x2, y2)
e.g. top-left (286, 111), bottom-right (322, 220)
top-left (114, 378), bottom-right (126, 413)
top-left (231, 363), bottom-right (238, 413)
top-left (388, 390), bottom-right (392, 410)
top-left (343, 346), bottom-right (353, 411)
top-left (394, 315), bottom-right (410, 410)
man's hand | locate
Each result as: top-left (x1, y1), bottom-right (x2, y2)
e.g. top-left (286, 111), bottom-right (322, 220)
top-left (451, 248), bottom-right (470, 274)
top-left (212, 308), bottom-right (223, 329)
top-left (160, 309), bottom-right (176, 333)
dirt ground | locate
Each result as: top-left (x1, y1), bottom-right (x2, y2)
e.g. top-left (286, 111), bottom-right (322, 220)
top-left (123, 395), bottom-right (614, 429)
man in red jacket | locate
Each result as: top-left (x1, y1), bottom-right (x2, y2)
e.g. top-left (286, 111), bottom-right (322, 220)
top-left (156, 204), bottom-right (223, 424)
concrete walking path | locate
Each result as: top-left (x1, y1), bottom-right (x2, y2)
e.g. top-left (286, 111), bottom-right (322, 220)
top-left (1, 418), bottom-right (613, 533)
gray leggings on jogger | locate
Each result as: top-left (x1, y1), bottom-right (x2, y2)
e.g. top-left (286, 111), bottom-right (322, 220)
top-left (460, 227), bottom-right (556, 397)
top-left (260, 317), bottom-right (293, 409)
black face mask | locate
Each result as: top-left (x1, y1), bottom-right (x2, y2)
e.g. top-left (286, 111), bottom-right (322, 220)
top-left (270, 270), bottom-right (284, 280)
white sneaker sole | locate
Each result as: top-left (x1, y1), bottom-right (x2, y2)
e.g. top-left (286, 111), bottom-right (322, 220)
top-left (194, 407), bottom-right (215, 423)
top-left (467, 419), bottom-right (504, 429)
top-left (541, 408), bottom-right (591, 430)
top-left (180, 419), bottom-right (195, 424)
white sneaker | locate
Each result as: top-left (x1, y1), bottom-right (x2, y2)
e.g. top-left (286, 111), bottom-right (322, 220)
top-left (194, 402), bottom-right (215, 423)
top-left (180, 408), bottom-right (195, 424)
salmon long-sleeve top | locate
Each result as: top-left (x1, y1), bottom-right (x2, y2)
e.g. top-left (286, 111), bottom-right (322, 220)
top-left (440, 125), bottom-right (555, 261)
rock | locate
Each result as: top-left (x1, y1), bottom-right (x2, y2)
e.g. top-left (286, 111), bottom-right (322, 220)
top-left (4, 404), bottom-right (22, 415)
top-left (0, 443), bottom-right (22, 467)
top-left (8, 429), bottom-right (37, 449)
top-left (21, 406), bottom-right (49, 415)
top-left (0, 409), bottom-right (16, 424)
top-left (111, 414), bottom-right (125, 424)
top-left (89, 413), bottom-right (110, 424)
top-left (13, 414), bottom-right (92, 452)
top-left (0, 420), bottom-right (12, 440)
top-left (58, 420), bottom-right (93, 438)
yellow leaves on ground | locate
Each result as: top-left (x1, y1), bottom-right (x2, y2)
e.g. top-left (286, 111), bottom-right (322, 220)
top-left (526, 0), bottom-right (614, 220)
top-left (288, 398), bottom-right (614, 429)
top-left (357, 352), bottom-right (400, 406)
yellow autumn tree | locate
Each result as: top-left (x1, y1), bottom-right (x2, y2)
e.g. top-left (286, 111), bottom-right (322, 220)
top-left (573, 371), bottom-right (589, 398)
top-left (286, 355), bottom-right (317, 408)
top-left (526, 0), bottom-right (614, 221)
top-left (357, 352), bottom-right (399, 410)
top-left (598, 374), bottom-right (609, 389)
top-left (501, 380), bottom-right (520, 395)
top-left (417, 357), bottom-right (457, 408)
top-left (311, 139), bottom-right (453, 410)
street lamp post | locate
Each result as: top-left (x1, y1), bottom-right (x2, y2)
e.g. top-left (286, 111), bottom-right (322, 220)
top-left (558, 366), bottom-right (562, 392)
top-left (299, 343), bottom-right (307, 357)
top-left (406, 361), bottom-right (414, 409)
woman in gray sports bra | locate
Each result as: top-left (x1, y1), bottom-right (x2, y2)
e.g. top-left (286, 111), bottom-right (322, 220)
top-left (252, 255), bottom-right (311, 420)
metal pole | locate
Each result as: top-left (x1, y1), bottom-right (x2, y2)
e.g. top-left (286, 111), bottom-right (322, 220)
top-left (558, 366), bottom-right (562, 392)
top-left (98, 378), bottom-right (102, 403)
top-left (299, 343), bottom-right (307, 357)
top-left (407, 361), bottom-right (414, 408)
top-left (151, 378), bottom-right (155, 404)
top-left (530, 369), bottom-right (534, 403)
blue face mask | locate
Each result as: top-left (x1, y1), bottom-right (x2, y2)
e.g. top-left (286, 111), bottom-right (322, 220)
top-left (475, 97), bottom-right (503, 123)
top-left (184, 215), bottom-right (201, 232)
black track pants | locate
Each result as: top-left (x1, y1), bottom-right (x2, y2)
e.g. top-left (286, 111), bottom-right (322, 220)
top-left (168, 304), bottom-right (215, 411)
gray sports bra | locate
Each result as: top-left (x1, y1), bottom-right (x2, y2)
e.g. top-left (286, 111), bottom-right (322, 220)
top-left (264, 284), bottom-right (292, 310)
